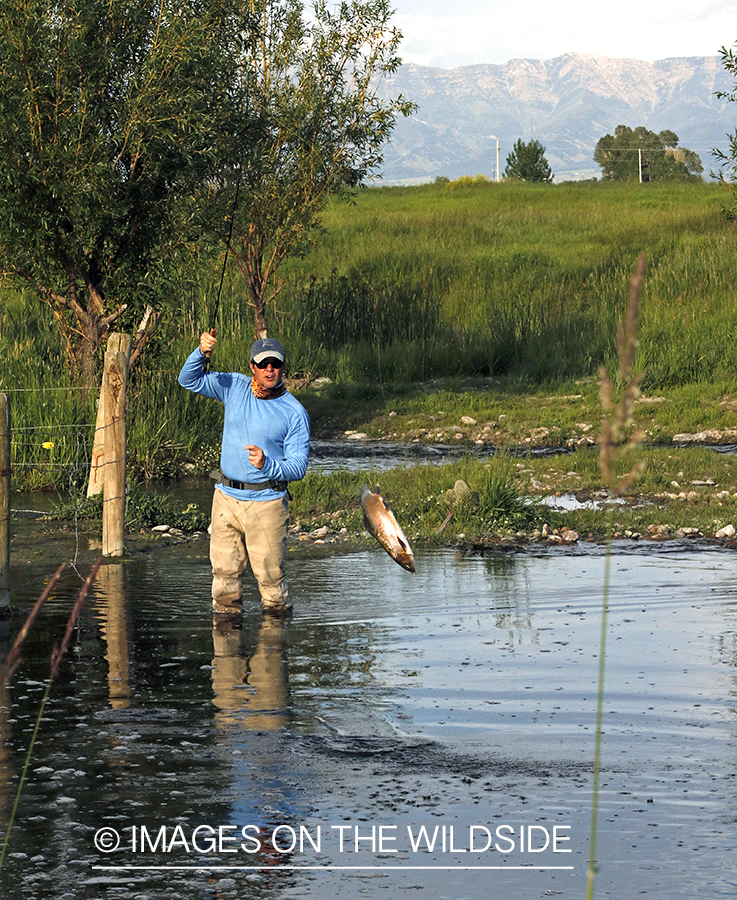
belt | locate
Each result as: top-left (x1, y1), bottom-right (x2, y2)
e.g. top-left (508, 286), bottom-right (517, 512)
top-left (216, 472), bottom-right (288, 493)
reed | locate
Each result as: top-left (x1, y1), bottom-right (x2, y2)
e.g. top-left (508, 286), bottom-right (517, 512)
top-left (587, 255), bottom-right (647, 900)
top-left (0, 559), bottom-right (102, 869)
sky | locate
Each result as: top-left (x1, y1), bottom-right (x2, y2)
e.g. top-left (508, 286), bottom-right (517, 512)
top-left (391, 0), bottom-right (737, 68)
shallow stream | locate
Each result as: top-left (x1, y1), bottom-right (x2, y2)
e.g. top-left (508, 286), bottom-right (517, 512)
top-left (1, 522), bottom-right (736, 899)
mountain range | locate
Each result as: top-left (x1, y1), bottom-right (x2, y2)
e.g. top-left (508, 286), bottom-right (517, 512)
top-left (377, 53), bottom-right (735, 183)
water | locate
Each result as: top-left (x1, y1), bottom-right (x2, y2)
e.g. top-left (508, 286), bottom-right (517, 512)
top-left (1, 533), bottom-right (736, 899)
top-left (308, 439), bottom-right (571, 473)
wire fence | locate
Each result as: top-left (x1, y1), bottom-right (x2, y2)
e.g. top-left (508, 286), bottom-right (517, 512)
top-left (4, 384), bottom-right (127, 504)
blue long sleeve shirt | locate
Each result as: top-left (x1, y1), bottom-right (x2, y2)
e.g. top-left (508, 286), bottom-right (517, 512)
top-left (178, 348), bottom-right (310, 502)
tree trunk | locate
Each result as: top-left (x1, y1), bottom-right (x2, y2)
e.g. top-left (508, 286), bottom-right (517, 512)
top-left (254, 296), bottom-right (268, 339)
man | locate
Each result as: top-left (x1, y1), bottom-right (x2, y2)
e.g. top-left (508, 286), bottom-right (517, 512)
top-left (178, 332), bottom-right (310, 616)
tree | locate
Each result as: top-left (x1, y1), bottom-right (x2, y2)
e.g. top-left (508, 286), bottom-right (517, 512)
top-left (224, 0), bottom-right (416, 338)
top-left (594, 125), bottom-right (703, 182)
top-left (0, 0), bottom-right (246, 383)
top-left (504, 139), bottom-right (553, 183)
top-left (713, 43), bottom-right (737, 220)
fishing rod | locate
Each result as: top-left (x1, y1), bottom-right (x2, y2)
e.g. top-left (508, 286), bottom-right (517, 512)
top-left (204, 163), bottom-right (243, 373)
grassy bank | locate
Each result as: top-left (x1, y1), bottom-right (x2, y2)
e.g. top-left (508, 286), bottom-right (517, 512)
top-left (2, 179), bottom-right (737, 490)
top-left (46, 446), bottom-right (737, 549)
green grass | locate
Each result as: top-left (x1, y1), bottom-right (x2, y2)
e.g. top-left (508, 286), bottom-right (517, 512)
top-left (3, 179), bottom-right (737, 488)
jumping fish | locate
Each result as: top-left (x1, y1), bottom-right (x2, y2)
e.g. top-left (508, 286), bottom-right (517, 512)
top-left (360, 484), bottom-right (415, 573)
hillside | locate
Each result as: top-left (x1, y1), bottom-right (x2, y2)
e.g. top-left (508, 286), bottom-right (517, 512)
top-left (378, 53), bottom-right (734, 182)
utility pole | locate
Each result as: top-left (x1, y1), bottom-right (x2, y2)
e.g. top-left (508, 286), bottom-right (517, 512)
top-left (638, 148), bottom-right (643, 183)
top-left (489, 135), bottom-right (500, 182)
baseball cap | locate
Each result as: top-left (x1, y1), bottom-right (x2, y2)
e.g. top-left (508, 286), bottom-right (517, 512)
top-left (250, 338), bottom-right (285, 364)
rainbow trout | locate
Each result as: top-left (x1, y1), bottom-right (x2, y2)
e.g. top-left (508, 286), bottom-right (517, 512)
top-left (360, 484), bottom-right (415, 573)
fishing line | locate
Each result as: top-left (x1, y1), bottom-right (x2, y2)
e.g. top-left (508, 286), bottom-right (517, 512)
top-left (204, 161), bottom-right (244, 373)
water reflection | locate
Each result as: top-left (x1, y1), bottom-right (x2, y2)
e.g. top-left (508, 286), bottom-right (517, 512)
top-left (94, 562), bottom-right (131, 709)
top-left (211, 616), bottom-right (290, 730)
top-left (0, 620), bottom-right (13, 830)
top-left (1, 545), bottom-right (737, 899)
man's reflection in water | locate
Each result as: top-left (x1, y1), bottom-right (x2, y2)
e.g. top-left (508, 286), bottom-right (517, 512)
top-left (211, 614), bottom-right (298, 868)
top-left (211, 614), bottom-right (290, 730)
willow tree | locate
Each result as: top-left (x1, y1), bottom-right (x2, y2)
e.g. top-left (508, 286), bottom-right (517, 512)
top-left (0, 0), bottom-right (245, 383)
top-left (714, 42), bottom-right (737, 220)
top-left (226, 0), bottom-right (415, 338)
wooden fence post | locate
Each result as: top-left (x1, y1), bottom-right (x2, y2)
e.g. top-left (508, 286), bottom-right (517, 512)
top-left (102, 336), bottom-right (130, 557)
top-left (88, 333), bottom-right (132, 497)
top-left (0, 394), bottom-right (10, 611)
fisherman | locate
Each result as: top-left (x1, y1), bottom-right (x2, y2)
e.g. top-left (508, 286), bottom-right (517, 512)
top-left (178, 332), bottom-right (310, 616)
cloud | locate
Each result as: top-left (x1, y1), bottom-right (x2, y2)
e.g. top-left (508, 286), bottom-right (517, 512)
top-left (392, 0), bottom-right (737, 67)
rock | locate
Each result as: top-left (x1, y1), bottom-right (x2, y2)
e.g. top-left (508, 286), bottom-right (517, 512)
top-left (461, 416), bottom-right (477, 425)
top-left (346, 432), bottom-right (369, 441)
top-left (672, 430), bottom-right (737, 443)
top-left (310, 525), bottom-right (329, 538)
top-left (561, 529), bottom-right (579, 543)
top-left (312, 377), bottom-right (332, 387)
top-left (715, 524), bottom-right (736, 538)
top-left (152, 524), bottom-right (170, 532)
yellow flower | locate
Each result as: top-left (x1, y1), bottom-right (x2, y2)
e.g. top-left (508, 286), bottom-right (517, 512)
top-left (42, 441), bottom-right (55, 450)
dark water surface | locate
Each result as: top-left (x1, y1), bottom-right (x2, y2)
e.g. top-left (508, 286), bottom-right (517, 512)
top-left (1, 534), bottom-right (736, 899)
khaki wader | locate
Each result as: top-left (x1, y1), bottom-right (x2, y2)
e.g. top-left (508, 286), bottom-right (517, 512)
top-left (210, 488), bottom-right (290, 611)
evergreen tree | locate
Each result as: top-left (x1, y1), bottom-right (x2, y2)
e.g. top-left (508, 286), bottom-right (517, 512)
top-left (504, 139), bottom-right (553, 183)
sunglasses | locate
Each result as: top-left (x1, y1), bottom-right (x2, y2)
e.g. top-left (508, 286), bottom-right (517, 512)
top-left (252, 357), bottom-right (284, 369)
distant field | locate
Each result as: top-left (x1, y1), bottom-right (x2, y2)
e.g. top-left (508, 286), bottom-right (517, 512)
top-left (277, 179), bottom-right (737, 387)
top-left (2, 179), bottom-right (737, 487)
